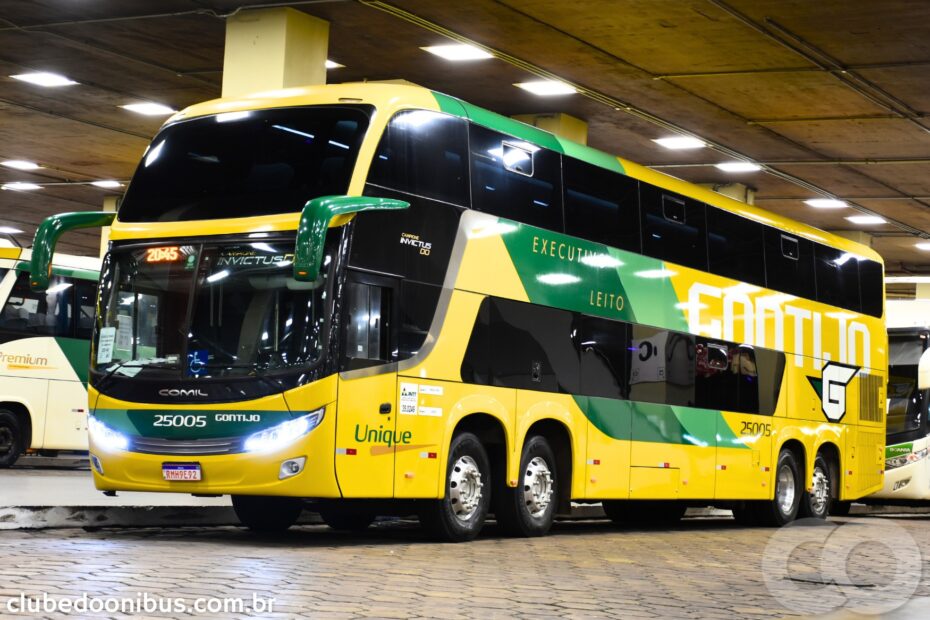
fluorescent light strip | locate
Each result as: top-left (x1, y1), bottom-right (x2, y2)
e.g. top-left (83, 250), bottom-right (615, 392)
top-left (1, 160), bottom-right (41, 170)
top-left (653, 136), bottom-right (706, 150)
top-left (845, 215), bottom-right (886, 225)
top-left (11, 72), bottom-right (78, 87)
top-left (421, 44), bottom-right (493, 61)
top-left (805, 198), bottom-right (848, 209)
top-left (514, 80), bottom-right (577, 96)
top-left (121, 102), bottom-right (176, 116)
top-left (715, 161), bottom-right (761, 172)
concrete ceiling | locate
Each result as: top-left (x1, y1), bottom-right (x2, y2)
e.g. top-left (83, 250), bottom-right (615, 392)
top-left (2, 0), bottom-right (930, 277)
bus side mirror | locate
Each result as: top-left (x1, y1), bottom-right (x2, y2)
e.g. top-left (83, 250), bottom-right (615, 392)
top-left (918, 348), bottom-right (930, 390)
top-left (294, 195), bottom-right (409, 282)
top-left (30, 211), bottom-right (116, 291)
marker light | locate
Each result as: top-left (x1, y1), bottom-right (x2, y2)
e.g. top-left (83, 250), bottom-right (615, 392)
top-left (11, 72), bottom-right (78, 87)
top-left (421, 44), bottom-right (493, 61)
top-left (88, 417), bottom-right (129, 452)
top-left (244, 409), bottom-right (324, 453)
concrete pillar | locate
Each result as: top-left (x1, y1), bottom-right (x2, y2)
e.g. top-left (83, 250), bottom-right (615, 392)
top-left (511, 113), bottom-right (588, 145)
top-left (99, 195), bottom-right (118, 258)
top-left (699, 182), bottom-right (756, 205)
top-left (222, 7), bottom-right (329, 98)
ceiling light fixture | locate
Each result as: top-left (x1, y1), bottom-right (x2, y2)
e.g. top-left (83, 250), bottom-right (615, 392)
top-left (10, 72), bottom-right (78, 87)
top-left (916, 242), bottom-right (930, 251)
top-left (325, 60), bottom-right (344, 69)
top-left (715, 161), bottom-right (761, 172)
top-left (121, 102), bottom-right (177, 116)
top-left (90, 180), bottom-right (122, 189)
top-left (0, 226), bottom-right (23, 234)
top-left (1, 182), bottom-right (42, 191)
top-left (805, 198), bottom-right (848, 209)
top-left (1, 160), bottom-right (41, 171)
top-left (845, 215), bottom-right (886, 225)
top-left (421, 44), bottom-right (493, 61)
top-left (514, 80), bottom-right (577, 96)
top-left (653, 136), bottom-right (706, 150)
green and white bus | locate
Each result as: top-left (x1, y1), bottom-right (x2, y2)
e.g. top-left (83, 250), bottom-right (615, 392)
top-left (0, 246), bottom-right (100, 467)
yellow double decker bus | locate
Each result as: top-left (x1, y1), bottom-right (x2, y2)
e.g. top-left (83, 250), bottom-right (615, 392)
top-left (32, 83), bottom-right (886, 541)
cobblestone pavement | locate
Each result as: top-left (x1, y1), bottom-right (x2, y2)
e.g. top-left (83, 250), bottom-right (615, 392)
top-left (0, 515), bottom-right (927, 619)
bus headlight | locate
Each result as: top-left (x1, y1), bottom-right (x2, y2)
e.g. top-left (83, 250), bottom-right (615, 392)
top-left (885, 448), bottom-right (929, 471)
top-left (243, 408), bottom-right (324, 453)
top-left (88, 417), bottom-right (129, 452)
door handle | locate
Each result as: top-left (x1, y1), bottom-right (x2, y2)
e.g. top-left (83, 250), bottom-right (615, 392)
top-left (379, 403), bottom-right (392, 414)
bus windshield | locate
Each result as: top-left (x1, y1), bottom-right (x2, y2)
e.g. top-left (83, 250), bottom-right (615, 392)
top-left (94, 235), bottom-right (338, 379)
top-left (117, 105), bottom-right (372, 222)
top-left (887, 335), bottom-right (926, 436)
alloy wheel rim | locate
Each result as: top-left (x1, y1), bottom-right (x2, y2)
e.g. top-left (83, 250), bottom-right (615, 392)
top-left (523, 456), bottom-right (554, 518)
top-left (810, 466), bottom-right (831, 515)
top-left (776, 464), bottom-right (796, 514)
top-left (449, 455), bottom-right (483, 522)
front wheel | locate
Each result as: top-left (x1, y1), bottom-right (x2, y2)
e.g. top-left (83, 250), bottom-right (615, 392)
top-left (799, 454), bottom-right (832, 520)
top-left (232, 495), bottom-right (304, 532)
top-left (419, 432), bottom-right (491, 542)
top-left (496, 435), bottom-right (557, 537)
top-left (0, 410), bottom-right (24, 469)
top-left (755, 449), bottom-right (803, 526)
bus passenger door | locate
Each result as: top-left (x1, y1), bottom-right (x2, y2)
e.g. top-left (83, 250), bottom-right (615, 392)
top-left (334, 273), bottom-right (398, 497)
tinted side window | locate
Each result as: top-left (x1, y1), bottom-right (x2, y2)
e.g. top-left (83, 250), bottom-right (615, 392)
top-left (859, 260), bottom-right (884, 318)
top-left (488, 298), bottom-right (579, 393)
top-left (341, 277), bottom-right (393, 371)
top-left (707, 208), bottom-right (765, 286)
top-left (0, 272), bottom-right (74, 338)
top-left (563, 158), bottom-right (640, 253)
top-left (396, 281), bottom-right (441, 361)
top-left (461, 298), bottom-right (490, 385)
top-left (764, 229), bottom-right (815, 299)
top-left (815, 245), bottom-right (861, 312)
top-left (579, 315), bottom-right (630, 399)
top-left (75, 280), bottom-right (98, 340)
top-left (368, 110), bottom-right (469, 206)
top-left (628, 324), bottom-right (695, 407)
top-left (639, 185), bottom-right (707, 270)
top-left (470, 124), bottom-right (563, 232)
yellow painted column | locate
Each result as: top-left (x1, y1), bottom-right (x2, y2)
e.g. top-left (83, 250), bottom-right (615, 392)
top-left (916, 283), bottom-right (930, 300)
top-left (512, 113), bottom-right (588, 144)
top-left (99, 195), bottom-right (118, 258)
top-left (699, 182), bottom-right (756, 205)
top-left (222, 7), bottom-right (329, 98)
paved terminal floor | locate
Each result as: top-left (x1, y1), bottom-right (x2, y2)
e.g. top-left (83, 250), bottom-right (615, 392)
top-left (0, 515), bottom-right (927, 619)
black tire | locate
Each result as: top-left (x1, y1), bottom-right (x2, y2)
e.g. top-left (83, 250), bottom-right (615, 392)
top-left (731, 503), bottom-right (758, 526)
top-left (602, 500), bottom-right (686, 526)
top-left (319, 508), bottom-right (375, 532)
top-left (496, 435), bottom-right (557, 537)
top-left (419, 432), bottom-right (491, 542)
top-left (231, 495), bottom-right (304, 532)
top-left (0, 409), bottom-right (24, 469)
top-left (799, 454), bottom-right (832, 520)
top-left (755, 449), bottom-right (803, 526)
top-left (830, 501), bottom-right (852, 516)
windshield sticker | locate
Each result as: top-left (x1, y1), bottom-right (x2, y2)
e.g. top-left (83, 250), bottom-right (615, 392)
top-left (400, 383), bottom-right (418, 415)
top-left (418, 406), bottom-right (442, 417)
top-left (115, 315), bottom-right (133, 350)
top-left (419, 384), bottom-right (443, 396)
top-left (97, 327), bottom-right (116, 364)
top-left (114, 366), bottom-right (143, 378)
top-left (188, 349), bottom-right (209, 377)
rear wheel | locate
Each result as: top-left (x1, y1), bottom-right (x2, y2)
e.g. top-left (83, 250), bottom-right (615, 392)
top-left (232, 495), bottom-right (303, 532)
top-left (496, 435), bottom-right (557, 537)
top-left (755, 449), bottom-right (803, 526)
top-left (0, 410), bottom-right (24, 469)
top-left (319, 508), bottom-right (375, 532)
top-left (799, 454), bottom-right (832, 520)
top-left (419, 432), bottom-right (490, 542)
top-left (602, 500), bottom-right (686, 526)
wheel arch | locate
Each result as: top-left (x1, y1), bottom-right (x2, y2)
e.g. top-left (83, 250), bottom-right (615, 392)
top-left (778, 438), bottom-right (808, 493)
top-left (525, 418), bottom-right (574, 513)
top-left (0, 400), bottom-right (33, 449)
top-left (448, 412), bottom-right (510, 500)
top-left (815, 441), bottom-right (842, 500)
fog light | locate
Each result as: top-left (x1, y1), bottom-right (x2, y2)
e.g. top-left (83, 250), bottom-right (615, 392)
top-left (279, 456), bottom-right (307, 480)
top-left (894, 478), bottom-right (911, 492)
top-left (90, 454), bottom-right (104, 475)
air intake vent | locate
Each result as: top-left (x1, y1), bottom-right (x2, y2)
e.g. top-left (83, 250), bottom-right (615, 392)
top-left (859, 373), bottom-right (883, 423)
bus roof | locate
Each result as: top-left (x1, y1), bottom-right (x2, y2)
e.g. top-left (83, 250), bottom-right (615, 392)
top-left (168, 82), bottom-right (882, 264)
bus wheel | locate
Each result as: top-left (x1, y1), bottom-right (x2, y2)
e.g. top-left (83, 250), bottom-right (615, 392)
top-left (0, 410), bottom-right (24, 469)
top-left (319, 509), bottom-right (375, 532)
top-left (231, 495), bottom-right (303, 533)
top-left (799, 454), bottom-right (832, 520)
top-left (419, 432), bottom-right (490, 542)
top-left (602, 500), bottom-right (686, 526)
top-left (756, 449), bottom-right (803, 526)
top-left (497, 435), bottom-right (557, 537)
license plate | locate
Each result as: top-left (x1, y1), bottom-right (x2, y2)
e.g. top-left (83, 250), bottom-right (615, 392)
top-left (162, 463), bottom-right (202, 481)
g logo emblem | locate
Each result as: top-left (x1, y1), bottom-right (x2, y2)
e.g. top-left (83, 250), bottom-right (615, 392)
top-left (808, 361), bottom-right (859, 423)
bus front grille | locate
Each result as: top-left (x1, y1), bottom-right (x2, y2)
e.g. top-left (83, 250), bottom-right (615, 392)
top-left (130, 436), bottom-right (243, 455)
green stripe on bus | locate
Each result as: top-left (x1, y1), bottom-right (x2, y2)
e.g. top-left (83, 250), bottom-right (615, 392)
top-left (557, 137), bottom-right (625, 174)
top-left (92, 409), bottom-right (296, 440)
top-left (55, 337), bottom-right (89, 386)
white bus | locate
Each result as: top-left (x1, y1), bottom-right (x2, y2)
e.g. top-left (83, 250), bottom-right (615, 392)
top-left (869, 300), bottom-right (930, 502)
top-left (0, 246), bottom-right (100, 467)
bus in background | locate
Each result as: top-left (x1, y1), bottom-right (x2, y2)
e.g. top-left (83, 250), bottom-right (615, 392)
top-left (0, 246), bottom-right (99, 467)
top-left (868, 300), bottom-right (930, 503)
top-left (31, 83), bottom-right (886, 541)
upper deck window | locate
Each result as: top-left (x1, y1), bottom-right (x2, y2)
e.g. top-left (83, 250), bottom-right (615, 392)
top-left (118, 105), bottom-right (372, 222)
